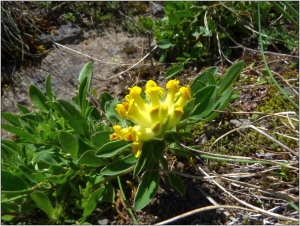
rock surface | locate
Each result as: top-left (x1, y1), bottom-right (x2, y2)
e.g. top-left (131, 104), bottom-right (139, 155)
top-left (1, 27), bottom-right (147, 138)
top-left (36, 23), bottom-right (84, 48)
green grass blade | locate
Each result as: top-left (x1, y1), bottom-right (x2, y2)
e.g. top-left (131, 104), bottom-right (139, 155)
top-left (257, 2), bottom-right (298, 110)
top-left (271, 2), bottom-right (298, 28)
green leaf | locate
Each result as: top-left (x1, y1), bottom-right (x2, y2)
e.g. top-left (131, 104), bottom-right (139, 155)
top-left (165, 63), bottom-right (184, 79)
top-left (104, 99), bottom-right (121, 125)
top-left (45, 74), bottom-right (54, 101)
top-left (133, 140), bottom-right (152, 178)
top-left (101, 154), bottom-right (137, 176)
top-left (19, 114), bottom-right (37, 134)
top-left (138, 17), bottom-right (153, 30)
top-left (19, 165), bottom-right (38, 184)
top-left (152, 139), bottom-right (165, 162)
top-left (207, 17), bottom-right (216, 32)
top-left (181, 98), bottom-right (195, 119)
top-left (31, 191), bottom-right (54, 218)
top-left (1, 202), bottom-right (20, 212)
top-left (47, 99), bottom-right (88, 135)
top-left (1, 124), bottom-right (37, 143)
top-left (159, 51), bottom-right (167, 63)
top-left (1, 214), bottom-right (16, 222)
top-left (176, 57), bottom-right (187, 62)
top-left (59, 132), bottom-right (78, 158)
top-left (91, 131), bottom-right (111, 149)
top-left (99, 182), bottom-right (115, 203)
top-left (78, 150), bottom-right (109, 167)
top-left (83, 187), bottom-right (105, 217)
top-left (47, 170), bottom-right (73, 184)
top-left (1, 139), bottom-right (19, 160)
top-left (96, 140), bottom-right (131, 158)
top-left (191, 66), bottom-right (217, 94)
top-left (17, 104), bottom-right (30, 114)
top-left (78, 61), bottom-right (92, 84)
top-left (192, 85), bottom-right (217, 117)
top-left (32, 150), bottom-right (65, 167)
top-left (134, 161), bottom-right (159, 211)
top-left (157, 39), bottom-right (172, 49)
top-left (203, 89), bottom-right (233, 123)
top-left (159, 156), bottom-right (185, 194)
top-left (169, 13), bottom-right (180, 25)
top-left (29, 84), bottom-right (50, 113)
top-left (175, 10), bottom-right (194, 18)
top-left (1, 112), bottom-right (21, 127)
top-left (100, 92), bottom-right (114, 112)
top-left (1, 170), bottom-right (30, 191)
top-left (78, 76), bottom-right (89, 114)
top-left (168, 173), bottom-right (186, 195)
top-left (88, 106), bottom-right (102, 120)
top-left (218, 61), bottom-right (244, 95)
top-left (164, 131), bottom-right (191, 143)
top-left (192, 26), bottom-right (207, 36)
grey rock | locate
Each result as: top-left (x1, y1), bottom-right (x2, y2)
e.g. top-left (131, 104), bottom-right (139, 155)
top-left (150, 2), bottom-right (165, 17)
top-left (36, 23), bottom-right (83, 48)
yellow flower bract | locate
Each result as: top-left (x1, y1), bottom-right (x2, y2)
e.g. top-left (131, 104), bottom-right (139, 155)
top-left (110, 79), bottom-right (191, 158)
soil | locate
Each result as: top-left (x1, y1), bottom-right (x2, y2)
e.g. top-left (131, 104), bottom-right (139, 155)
top-left (1, 10), bottom-right (299, 226)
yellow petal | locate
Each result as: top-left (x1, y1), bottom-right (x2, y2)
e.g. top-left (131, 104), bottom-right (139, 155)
top-left (146, 80), bottom-right (158, 90)
top-left (174, 105), bottom-right (184, 116)
top-left (166, 79), bottom-right (180, 92)
top-left (127, 86), bottom-right (148, 112)
top-left (150, 105), bottom-right (160, 122)
top-left (127, 99), bottom-right (152, 127)
top-left (132, 141), bottom-right (143, 158)
top-left (165, 80), bottom-right (180, 105)
top-left (151, 121), bottom-right (160, 132)
top-left (128, 86), bottom-right (142, 98)
top-left (110, 133), bottom-right (119, 140)
top-left (159, 104), bottom-right (169, 120)
top-left (115, 103), bottom-right (127, 119)
top-left (176, 86), bottom-right (192, 107)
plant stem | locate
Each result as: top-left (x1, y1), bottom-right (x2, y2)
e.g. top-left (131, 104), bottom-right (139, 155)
top-left (117, 176), bottom-right (139, 225)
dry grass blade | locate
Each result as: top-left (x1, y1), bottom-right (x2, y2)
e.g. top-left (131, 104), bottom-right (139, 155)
top-left (248, 125), bottom-right (298, 156)
top-left (218, 25), bottom-right (299, 59)
top-left (155, 205), bottom-right (259, 225)
top-left (177, 143), bottom-right (298, 170)
top-left (195, 165), bottom-right (299, 222)
top-left (221, 177), bottom-right (298, 203)
top-left (208, 113), bottom-right (298, 157)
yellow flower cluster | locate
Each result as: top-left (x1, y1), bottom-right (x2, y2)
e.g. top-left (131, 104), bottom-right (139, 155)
top-left (110, 79), bottom-right (191, 158)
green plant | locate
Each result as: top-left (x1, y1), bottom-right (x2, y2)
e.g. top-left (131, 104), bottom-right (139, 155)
top-left (138, 1), bottom-right (298, 79)
top-left (1, 61), bottom-right (244, 223)
top-left (63, 12), bottom-right (75, 23)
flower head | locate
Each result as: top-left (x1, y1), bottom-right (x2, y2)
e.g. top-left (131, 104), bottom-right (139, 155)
top-left (110, 79), bottom-right (191, 157)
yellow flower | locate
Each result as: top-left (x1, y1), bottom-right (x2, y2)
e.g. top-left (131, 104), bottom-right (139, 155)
top-left (132, 141), bottom-right (143, 158)
top-left (110, 79), bottom-right (191, 157)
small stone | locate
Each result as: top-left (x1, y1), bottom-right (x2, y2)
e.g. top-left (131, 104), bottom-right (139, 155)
top-left (230, 119), bottom-right (251, 129)
top-left (97, 218), bottom-right (110, 225)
